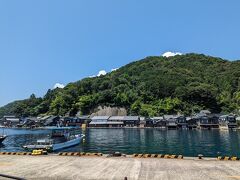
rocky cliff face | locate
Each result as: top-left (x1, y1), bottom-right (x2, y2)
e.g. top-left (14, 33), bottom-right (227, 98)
top-left (89, 106), bottom-right (127, 117)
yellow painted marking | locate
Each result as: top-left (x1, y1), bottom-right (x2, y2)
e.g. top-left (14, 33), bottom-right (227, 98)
top-left (0, 162), bottom-right (13, 166)
top-left (227, 176), bottom-right (240, 179)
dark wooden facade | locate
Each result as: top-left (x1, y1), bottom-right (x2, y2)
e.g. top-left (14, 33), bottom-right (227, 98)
top-left (197, 115), bottom-right (219, 129)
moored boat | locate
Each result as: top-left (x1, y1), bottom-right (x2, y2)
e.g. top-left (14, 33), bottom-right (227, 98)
top-left (23, 134), bottom-right (84, 152)
top-left (44, 126), bottom-right (79, 138)
top-left (0, 128), bottom-right (7, 144)
top-left (0, 135), bottom-right (7, 144)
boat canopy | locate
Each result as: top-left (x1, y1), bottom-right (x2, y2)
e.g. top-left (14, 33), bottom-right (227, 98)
top-left (37, 139), bottom-right (53, 145)
top-left (43, 126), bottom-right (78, 130)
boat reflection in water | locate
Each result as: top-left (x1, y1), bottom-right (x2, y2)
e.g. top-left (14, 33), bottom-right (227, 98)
top-left (23, 127), bottom-right (84, 152)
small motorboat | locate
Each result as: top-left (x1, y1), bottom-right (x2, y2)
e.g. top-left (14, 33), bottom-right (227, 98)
top-left (0, 135), bottom-right (7, 144)
top-left (23, 134), bottom-right (85, 152)
top-left (44, 126), bottom-right (79, 138)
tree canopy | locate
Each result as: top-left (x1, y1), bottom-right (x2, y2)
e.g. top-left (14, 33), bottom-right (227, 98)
top-left (1, 53), bottom-right (240, 117)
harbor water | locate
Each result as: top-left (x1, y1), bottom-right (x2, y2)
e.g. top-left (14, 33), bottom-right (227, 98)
top-left (1, 128), bottom-right (240, 157)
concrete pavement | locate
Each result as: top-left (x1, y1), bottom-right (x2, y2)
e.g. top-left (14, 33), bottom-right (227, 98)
top-left (0, 155), bottom-right (240, 180)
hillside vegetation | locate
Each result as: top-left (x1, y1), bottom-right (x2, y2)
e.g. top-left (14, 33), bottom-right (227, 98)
top-left (1, 53), bottom-right (240, 118)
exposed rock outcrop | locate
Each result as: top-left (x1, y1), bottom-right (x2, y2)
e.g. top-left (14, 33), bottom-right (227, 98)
top-left (90, 106), bottom-right (127, 117)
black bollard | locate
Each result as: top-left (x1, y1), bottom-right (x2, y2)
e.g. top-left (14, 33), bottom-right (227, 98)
top-left (198, 154), bottom-right (204, 159)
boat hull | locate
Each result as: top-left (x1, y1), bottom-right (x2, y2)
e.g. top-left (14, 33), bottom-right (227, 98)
top-left (0, 135), bottom-right (7, 144)
top-left (23, 144), bottom-right (53, 151)
top-left (23, 134), bottom-right (84, 152)
top-left (53, 134), bottom-right (83, 151)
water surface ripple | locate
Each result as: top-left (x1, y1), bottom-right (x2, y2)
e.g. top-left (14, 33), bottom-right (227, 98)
top-left (1, 128), bottom-right (240, 157)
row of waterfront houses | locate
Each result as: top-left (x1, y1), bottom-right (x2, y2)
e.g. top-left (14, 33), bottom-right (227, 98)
top-left (0, 115), bottom-right (60, 128)
top-left (1, 110), bottom-right (240, 129)
top-left (87, 113), bottom-right (239, 129)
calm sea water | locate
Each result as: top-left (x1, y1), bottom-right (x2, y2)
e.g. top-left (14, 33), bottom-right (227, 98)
top-left (1, 128), bottom-right (240, 157)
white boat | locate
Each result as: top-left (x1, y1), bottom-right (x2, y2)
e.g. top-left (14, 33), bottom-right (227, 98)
top-left (23, 134), bottom-right (85, 152)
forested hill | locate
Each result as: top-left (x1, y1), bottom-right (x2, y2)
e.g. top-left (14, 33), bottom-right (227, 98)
top-left (1, 53), bottom-right (240, 118)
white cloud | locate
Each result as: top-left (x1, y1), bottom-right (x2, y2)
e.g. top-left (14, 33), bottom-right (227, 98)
top-left (89, 68), bottom-right (117, 78)
top-left (53, 83), bottom-right (65, 89)
top-left (111, 68), bottom-right (118, 72)
top-left (97, 70), bottom-right (107, 77)
top-left (162, 51), bottom-right (182, 58)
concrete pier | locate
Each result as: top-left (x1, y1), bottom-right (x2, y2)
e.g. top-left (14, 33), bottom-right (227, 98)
top-left (0, 155), bottom-right (240, 180)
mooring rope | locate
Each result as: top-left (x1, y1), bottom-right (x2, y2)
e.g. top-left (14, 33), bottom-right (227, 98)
top-left (0, 173), bottom-right (26, 180)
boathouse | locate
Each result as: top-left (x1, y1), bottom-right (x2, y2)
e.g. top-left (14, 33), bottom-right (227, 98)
top-left (176, 115), bottom-right (187, 128)
top-left (40, 116), bottom-right (60, 126)
top-left (1, 115), bottom-right (20, 127)
top-left (107, 116), bottom-right (124, 127)
top-left (151, 117), bottom-right (166, 128)
top-left (197, 114), bottom-right (219, 129)
top-left (219, 115), bottom-right (237, 129)
top-left (64, 116), bottom-right (90, 127)
top-left (122, 116), bottom-right (140, 127)
top-left (89, 116), bottom-right (124, 127)
top-left (144, 117), bottom-right (154, 128)
top-left (89, 116), bottom-right (110, 127)
top-left (164, 115), bottom-right (177, 129)
top-left (186, 116), bottom-right (198, 129)
top-left (18, 117), bottom-right (40, 128)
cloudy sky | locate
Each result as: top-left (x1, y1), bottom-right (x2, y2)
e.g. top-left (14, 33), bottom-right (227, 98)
top-left (0, 0), bottom-right (240, 106)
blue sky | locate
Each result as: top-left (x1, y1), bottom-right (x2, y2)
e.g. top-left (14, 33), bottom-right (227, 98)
top-left (0, 0), bottom-right (240, 106)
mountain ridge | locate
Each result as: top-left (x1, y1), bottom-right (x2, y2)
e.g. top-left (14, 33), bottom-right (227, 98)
top-left (1, 53), bottom-right (240, 118)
